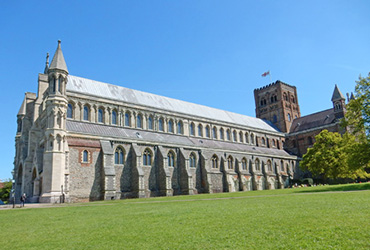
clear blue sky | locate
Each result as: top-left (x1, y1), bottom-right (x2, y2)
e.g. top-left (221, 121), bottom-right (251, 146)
top-left (1, 0), bottom-right (369, 180)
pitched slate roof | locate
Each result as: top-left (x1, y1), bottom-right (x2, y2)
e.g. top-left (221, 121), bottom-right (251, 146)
top-left (331, 84), bottom-right (345, 101)
top-left (66, 75), bottom-right (280, 133)
top-left (289, 108), bottom-right (337, 133)
top-left (66, 120), bottom-right (292, 158)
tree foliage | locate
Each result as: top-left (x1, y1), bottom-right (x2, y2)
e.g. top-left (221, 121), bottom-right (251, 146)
top-left (0, 179), bottom-right (12, 202)
top-left (300, 130), bottom-right (369, 180)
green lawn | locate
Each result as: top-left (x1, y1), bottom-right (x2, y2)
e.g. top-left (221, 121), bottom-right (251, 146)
top-left (1, 183), bottom-right (369, 249)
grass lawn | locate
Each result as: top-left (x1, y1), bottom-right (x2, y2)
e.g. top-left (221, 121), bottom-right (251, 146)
top-left (1, 183), bottom-right (369, 249)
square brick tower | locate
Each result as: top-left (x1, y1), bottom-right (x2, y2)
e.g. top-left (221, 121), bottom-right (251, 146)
top-left (254, 80), bottom-right (301, 133)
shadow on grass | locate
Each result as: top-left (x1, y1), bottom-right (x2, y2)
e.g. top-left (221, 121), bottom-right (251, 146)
top-left (294, 182), bottom-right (370, 193)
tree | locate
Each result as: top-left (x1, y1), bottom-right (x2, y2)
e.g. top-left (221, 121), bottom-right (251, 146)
top-left (0, 179), bottom-right (12, 202)
top-left (342, 73), bottom-right (370, 171)
top-left (300, 130), bottom-right (369, 181)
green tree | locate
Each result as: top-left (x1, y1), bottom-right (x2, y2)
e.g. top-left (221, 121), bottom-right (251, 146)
top-left (0, 179), bottom-right (12, 202)
top-left (300, 130), bottom-right (369, 181)
top-left (342, 73), bottom-right (370, 171)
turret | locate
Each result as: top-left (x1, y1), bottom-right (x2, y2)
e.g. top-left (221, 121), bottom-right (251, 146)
top-left (331, 84), bottom-right (346, 119)
top-left (47, 40), bottom-right (68, 96)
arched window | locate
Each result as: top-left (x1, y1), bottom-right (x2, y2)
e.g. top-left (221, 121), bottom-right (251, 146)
top-left (168, 151), bottom-right (175, 167)
top-left (211, 155), bottom-right (218, 168)
top-left (148, 116), bottom-right (153, 130)
top-left (98, 108), bottom-right (104, 123)
top-left (198, 124), bottom-right (203, 137)
top-left (283, 93), bottom-right (288, 101)
top-left (82, 150), bottom-right (89, 163)
top-left (242, 158), bottom-right (247, 170)
top-left (227, 156), bottom-right (233, 169)
top-left (67, 104), bottom-right (73, 119)
top-left (239, 132), bottom-right (243, 143)
top-left (168, 119), bottom-right (174, 133)
top-left (220, 128), bottom-right (224, 140)
top-left (292, 96), bottom-right (295, 103)
top-left (270, 96), bottom-right (274, 103)
top-left (112, 110), bottom-right (117, 125)
top-left (212, 126), bottom-right (217, 139)
top-left (137, 114), bottom-right (143, 128)
top-left (233, 130), bottom-right (237, 142)
top-left (288, 113), bottom-right (291, 122)
top-left (250, 133), bottom-right (255, 144)
top-left (267, 160), bottom-right (272, 172)
top-left (205, 126), bottom-right (210, 138)
top-left (52, 78), bottom-right (56, 93)
top-left (189, 153), bottom-right (196, 168)
top-left (226, 129), bottom-right (231, 141)
top-left (190, 123), bottom-right (195, 136)
top-left (143, 149), bottom-right (152, 166)
top-left (272, 139), bottom-right (276, 147)
top-left (125, 112), bottom-right (130, 127)
top-left (262, 137), bottom-right (266, 145)
top-left (177, 121), bottom-right (183, 134)
top-left (245, 132), bottom-right (249, 143)
top-left (83, 105), bottom-right (89, 121)
top-left (114, 147), bottom-right (124, 165)
top-left (255, 159), bottom-right (260, 171)
top-left (158, 118), bottom-right (164, 131)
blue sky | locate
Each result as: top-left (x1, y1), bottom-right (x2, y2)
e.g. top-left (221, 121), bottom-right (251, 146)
top-left (1, 0), bottom-right (369, 180)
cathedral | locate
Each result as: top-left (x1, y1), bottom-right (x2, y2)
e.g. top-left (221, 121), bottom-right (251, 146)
top-left (13, 41), bottom-right (346, 203)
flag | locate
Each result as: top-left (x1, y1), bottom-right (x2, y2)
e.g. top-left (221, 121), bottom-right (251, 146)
top-left (261, 71), bottom-right (270, 77)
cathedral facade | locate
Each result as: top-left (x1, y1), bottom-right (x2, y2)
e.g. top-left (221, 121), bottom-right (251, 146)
top-left (17, 41), bottom-right (348, 203)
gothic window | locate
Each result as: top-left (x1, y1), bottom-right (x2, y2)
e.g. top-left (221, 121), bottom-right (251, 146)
top-left (220, 128), bottom-right (224, 140)
top-left (273, 114), bottom-right (277, 123)
top-left (82, 150), bottom-right (89, 163)
top-left (272, 139), bottom-right (276, 147)
top-left (158, 118), bottom-right (164, 131)
top-left (67, 104), bottom-right (73, 119)
top-left (264, 99), bottom-right (267, 105)
top-left (177, 121), bottom-right (183, 134)
top-left (198, 124), bottom-right (203, 137)
top-left (205, 126), bottom-right (210, 138)
top-left (245, 132), bottom-right (249, 143)
top-left (233, 130), bottom-right (237, 142)
top-left (112, 110), bottom-right (117, 125)
top-left (250, 133), bottom-right (255, 144)
top-left (168, 119), bottom-right (174, 133)
top-left (255, 158), bottom-right (260, 171)
top-left (288, 113), bottom-right (291, 122)
top-left (114, 147), bottom-right (124, 165)
top-left (227, 156), bottom-right (233, 169)
top-left (137, 114), bottom-right (143, 128)
top-left (148, 116), bottom-right (153, 130)
top-left (262, 137), bottom-right (266, 145)
top-left (226, 129), bottom-right (231, 141)
top-left (267, 160), bottom-right (272, 172)
top-left (190, 123), bottom-right (195, 136)
top-left (274, 95), bottom-right (277, 102)
top-left (168, 151), bottom-right (175, 167)
top-left (125, 112), bottom-right (130, 127)
top-left (98, 108), bottom-right (104, 123)
top-left (242, 158), bottom-right (247, 170)
top-left (143, 149), bottom-right (152, 166)
top-left (292, 96), bottom-right (295, 103)
top-left (211, 155), bottom-right (218, 168)
top-left (83, 105), bottom-right (89, 121)
top-left (239, 132), bottom-right (243, 143)
top-left (212, 126), bottom-right (217, 139)
top-left (270, 96), bottom-right (274, 103)
top-left (189, 153), bottom-right (196, 168)
top-left (52, 78), bottom-right (56, 93)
